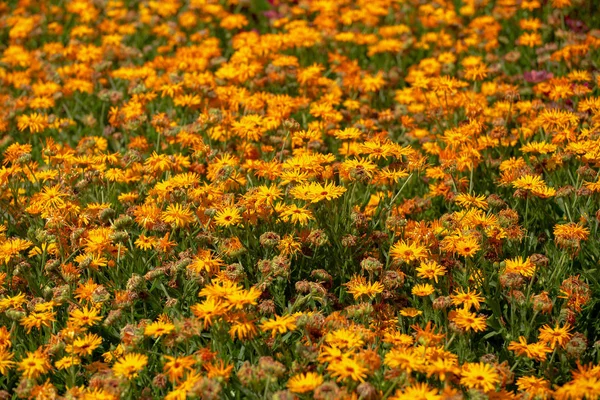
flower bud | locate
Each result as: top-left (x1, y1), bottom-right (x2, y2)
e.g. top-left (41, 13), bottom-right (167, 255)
top-left (314, 382), bottom-right (340, 400)
top-left (306, 229), bottom-right (328, 248)
top-left (433, 296), bottom-right (452, 310)
top-left (259, 232), bottom-right (280, 248)
top-left (532, 292), bottom-right (552, 314)
top-left (356, 383), bottom-right (378, 400)
top-left (126, 274), bottom-right (145, 293)
top-left (272, 390), bottom-right (295, 400)
top-left (99, 208), bottom-right (116, 222)
top-left (113, 215), bottom-right (133, 230)
top-left (361, 257), bottom-right (383, 274)
top-left (565, 333), bottom-right (587, 359)
top-left (5, 309), bottom-right (25, 320)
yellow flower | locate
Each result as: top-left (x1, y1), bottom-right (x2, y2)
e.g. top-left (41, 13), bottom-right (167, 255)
top-left (113, 353), bottom-right (148, 379)
top-left (454, 193), bottom-right (488, 210)
top-left (416, 261), bottom-right (447, 283)
top-left (55, 356), bottom-right (81, 370)
top-left (144, 320), bottom-right (175, 338)
top-left (390, 383), bottom-right (441, 400)
top-left (400, 308), bottom-right (422, 317)
top-left (554, 222), bottom-right (590, 242)
top-left (453, 235), bottom-right (480, 258)
top-left (163, 355), bottom-right (196, 383)
top-left (451, 288), bottom-right (485, 310)
top-left (325, 328), bottom-right (364, 349)
top-left (161, 203), bottom-right (195, 228)
top-left (0, 350), bottom-right (14, 375)
top-left (384, 347), bottom-right (425, 374)
top-left (278, 204), bottom-right (314, 225)
top-left (18, 349), bottom-right (51, 379)
top-left (261, 314), bottom-right (298, 338)
top-left (344, 275), bottom-right (384, 299)
top-left (289, 182), bottom-right (347, 203)
top-left (538, 324), bottom-right (572, 349)
top-left (228, 316), bottom-right (257, 341)
top-left (134, 234), bottom-right (156, 250)
top-left (512, 174), bottom-right (546, 192)
top-left (214, 207), bottom-right (242, 227)
top-left (412, 283), bottom-right (435, 297)
top-left (327, 355), bottom-right (368, 382)
top-left (69, 306), bottom-right (102, 328)
top-left (71, 333), bottom-right (103, 356)
top-left (460, 362), bottom-right (499, 392)
top-left (20, 311), bottom-right (56, 333)
top-left (450, 308), bottom-right (487, 332)
top-left (205, 359), bottom-right (234, 381)
top-left (287, 372), bottom-right (324, 394)
top-left (17, 113), bottom-right (48, 133)
top-left (504, 256), bottom-right (536, 277)
top-left (191, 298), bottom-right (228, 329)
top-left (278, 234), bottom-right (302, 257)
top-left (389, 240), bottom-right (429, 263)
top-left (516, 376), bottom-right (552, 399)
top-left (225, 287), bottom-right (261, 310)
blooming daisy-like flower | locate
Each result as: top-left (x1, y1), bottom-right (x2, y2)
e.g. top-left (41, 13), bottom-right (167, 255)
top-left (416, 260), bottom-right (447, 283)
top-left (161, 203), bottom-right (195, 228)
top-left (69, 306), bottom-right (102, 328)
top-left (2, 143), bottom-right (32, 165)
top-left (450, 308), bottom-right (487, 332)
top-left (20, 311), bottom-right (56, 333)
top-left (460, 362), bottom-right (500, 392)
top-left (538, 324), bottom-right (572, 349)
top-left (454, 193), bottom-right (488, 210)
top-left (113, 353), bottom-right (148, 379)
top-left (18, 349), bottom-right (52, 379)
top-left (400, 308), bottom-right (423, 317)
top-left (390, 382), bottom-right (441, 400)
top-left (225, 287), bottom-right (262, 310)
top-left (307, 182), bottom-right (347, 203)
top-left (287, 372), bottom-right (324, 394)
top-left (163, 355), bottom-right (196, 383)
top-left (384, 347), bottom-right (425, 374)
top-left (504, 256), bottom-right (536, 277)
top-left (0, 350), bottom-right (14, 375)
top-left (327, 355), bottom-right (368, 382)
top-left (191, 298), bottom-right (228, 329)
top-left (55, 356), bottom-right (81, 370)
top-left (451, 288), bottom-right (485, 310)
top-left (260, 314), bottom-right (298, 338)
top-left (412, 283), bottom-right (435, 297)
top-left (553, 222), bottom-right (590, 242)
top-left (214, 207), bottom-right (242, 227)
top-left (512, 174), bottom-right (546, 192)
top-left (205, 359), bottom-right (234, 381)
top-left (71, 333), bottom-right (103, 356)
top-left (516, 375), bottom-right (552, 399)
top-left (453, 235), bottom-right (480, 258)
top-left (17, 113), bottom-right (48, 133)
top-left (325, 328), bottom-right (365, 350)
top-left (134, 234), bottom-right (156, 250)
top-left (344, 275), bottom-right (384, 299)
top-left (278, 204), bottom-right (314, 225)
top-left (228, 317), bottom-right (257, 341)
top-left (389, 240), bottom-right (429, 263)
top-left (144, 320), bottom-right (176, 338)
top-left (334, 127), bottom-right (363, 140)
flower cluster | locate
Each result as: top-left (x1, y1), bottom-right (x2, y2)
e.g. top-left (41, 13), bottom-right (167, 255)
top-left (0, 0), bottom-right (600, 398)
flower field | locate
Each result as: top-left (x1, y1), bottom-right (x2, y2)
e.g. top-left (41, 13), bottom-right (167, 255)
top-left (1, 0), bottom-right (600, 398)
